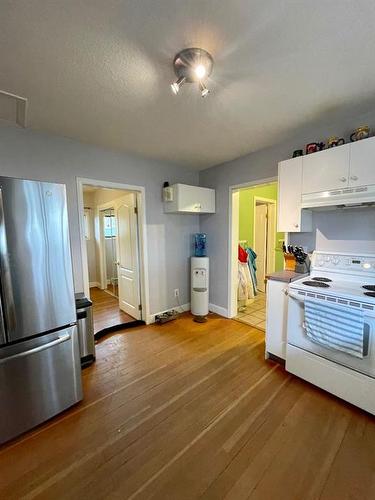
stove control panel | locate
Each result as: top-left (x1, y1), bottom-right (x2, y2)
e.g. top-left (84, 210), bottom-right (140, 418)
top-left (312, 252), bottom-right (375, 274)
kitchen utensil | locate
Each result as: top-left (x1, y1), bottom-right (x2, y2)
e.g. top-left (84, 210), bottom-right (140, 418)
top-left (284, 253), bottom-right (296, 271)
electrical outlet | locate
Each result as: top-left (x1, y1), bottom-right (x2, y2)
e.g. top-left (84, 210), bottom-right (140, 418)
top-left (174, 288), bottom-right (179, 297)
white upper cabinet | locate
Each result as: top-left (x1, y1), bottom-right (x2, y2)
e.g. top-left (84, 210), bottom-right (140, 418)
top-left (302, 144), bottom-right (350, 194)
top-left (278, 157), bottom-right (312, 233)
top-left (349, 136), bottom-right (375, 187)
top-left (164, 184), bottom-right (215, 214)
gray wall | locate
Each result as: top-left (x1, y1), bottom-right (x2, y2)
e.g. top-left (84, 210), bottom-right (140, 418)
top-left (199, 106), bottom-right (375, 311)
top-left (289, 209), bottom-right (375, 254)
top-left (0, 122), bottom-right (199, 316)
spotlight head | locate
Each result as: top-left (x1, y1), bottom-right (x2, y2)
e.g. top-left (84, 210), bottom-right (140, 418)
top-left (170, 76), bottom-right (186, 95)
top-left (199, 81), bottom-right (210, 98)
top-left (194, 64), bottom-right (206, 80)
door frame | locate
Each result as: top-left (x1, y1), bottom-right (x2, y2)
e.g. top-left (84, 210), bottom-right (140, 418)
top-left (228, 177), bottom-right (280, 318)
top-left (253, 197), bottom-right (277, 292)
top-left (77, 177), bottom-right (150, 324)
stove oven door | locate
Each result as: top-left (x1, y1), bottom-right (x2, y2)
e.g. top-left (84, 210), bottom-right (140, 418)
top-left (286, 289), bottom-right (375, 378)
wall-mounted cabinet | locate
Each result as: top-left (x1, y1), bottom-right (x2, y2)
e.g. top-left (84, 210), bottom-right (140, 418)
top-left (278, 157), bottom-right (312, 233)
top-left (301, 136), bottom-right (375, 194)
top-left (302, 144), bottom-right (350, 194)
top-left (164, 183), bottom-right (215, 214)
top-left (278, 136), bottom-right (375, 232)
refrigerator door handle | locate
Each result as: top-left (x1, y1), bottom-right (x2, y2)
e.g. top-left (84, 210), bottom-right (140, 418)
top-left (0, 186), bottom-right (15, 340)
top-left (0, 333), bottom-right (71, 365)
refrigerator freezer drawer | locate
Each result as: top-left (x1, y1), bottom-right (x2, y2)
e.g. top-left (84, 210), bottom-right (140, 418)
top-left (0, 326), bottom-right (82, 445)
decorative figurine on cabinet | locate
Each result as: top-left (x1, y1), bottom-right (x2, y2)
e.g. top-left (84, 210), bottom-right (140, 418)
top-left (350, 126), bottom-right (370, 142)
top-left (305, 142), bottom-right (325, 154)
top-left (327, 136), bottom-right (345, 148)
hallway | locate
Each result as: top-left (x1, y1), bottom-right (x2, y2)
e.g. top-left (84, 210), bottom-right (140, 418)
top-left (90, 287), bottom-right (135, 333)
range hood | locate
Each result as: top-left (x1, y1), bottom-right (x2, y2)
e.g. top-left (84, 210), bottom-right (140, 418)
top-left (301, 184), bottom-right (375, 209)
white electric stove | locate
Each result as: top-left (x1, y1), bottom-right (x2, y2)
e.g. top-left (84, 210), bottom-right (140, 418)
top-left (286, 251), bottom-right (375, 415)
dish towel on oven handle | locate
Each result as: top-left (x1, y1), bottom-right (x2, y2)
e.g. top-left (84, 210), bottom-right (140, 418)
top-left (303, 298), bottom-right (365, 359)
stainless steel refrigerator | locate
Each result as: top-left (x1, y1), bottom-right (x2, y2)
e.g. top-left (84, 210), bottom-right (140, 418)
top-left (0, 177), bottom-right (82, 445)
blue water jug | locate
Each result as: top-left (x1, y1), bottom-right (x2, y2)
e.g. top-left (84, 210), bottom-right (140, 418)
top-left (194, 233), bottom-right (207, 257)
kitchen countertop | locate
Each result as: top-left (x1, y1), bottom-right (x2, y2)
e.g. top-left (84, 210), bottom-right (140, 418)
top-left (266, 271), bottom-right (308, 283)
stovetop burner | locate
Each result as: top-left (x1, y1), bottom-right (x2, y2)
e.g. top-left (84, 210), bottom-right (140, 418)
top-left (363, 285), bottom-right (375, 291)
top-left (364, 291), bottom-right (375, 297)
top-left (302, 281), bottom-right (330, 288)
top-left (312, 277), bottom-right (332, 283)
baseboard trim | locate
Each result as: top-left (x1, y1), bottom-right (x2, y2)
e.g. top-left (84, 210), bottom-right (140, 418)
top-left (148, 302), bottom-right (190, 324)
top-left (209, 303), bottom-right (229, 318)
top-left (89, 281), bottom-right (100, 288)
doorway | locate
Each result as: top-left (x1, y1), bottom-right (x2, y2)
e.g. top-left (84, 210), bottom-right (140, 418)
top-left (78, 178), bottom-right (149, 334)
top-left (229, 180), bottom-right (284, 330)
top-left (101, 207), bottom-right (119, 298)
top-left (254, 198), bottom-right (276, 293)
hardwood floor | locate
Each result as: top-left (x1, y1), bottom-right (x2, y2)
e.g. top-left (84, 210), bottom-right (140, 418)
top-left (0, 314), bottom-right (374, 499)
top-left (90, 286), bottom-right (135, 333)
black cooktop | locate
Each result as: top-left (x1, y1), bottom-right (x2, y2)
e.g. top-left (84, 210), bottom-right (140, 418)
top-left (303, 281), bottom-right (330, 288)
top-left (312, 277), bottom-right (333, 283)
top-left (363, 285), bottom-right (375, 291)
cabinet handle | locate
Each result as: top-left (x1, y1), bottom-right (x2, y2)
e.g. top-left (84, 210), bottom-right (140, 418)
top-left (339, 177), bottom-right (347, 182)
top-left (350, 175), bottom-right (358, 181)
top-left (294, 223), bottom-right (299, 228)
top-left (283, 288), bottom-right (289, 296)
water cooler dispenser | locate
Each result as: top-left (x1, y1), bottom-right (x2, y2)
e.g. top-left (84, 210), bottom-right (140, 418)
top-left (191, 257), bottom-right (209, 321)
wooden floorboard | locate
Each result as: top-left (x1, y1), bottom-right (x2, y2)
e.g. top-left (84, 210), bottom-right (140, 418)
top-left (0, 313), bottom-right (374, 499)
top-left (90, 287), bottom-right (135, 333)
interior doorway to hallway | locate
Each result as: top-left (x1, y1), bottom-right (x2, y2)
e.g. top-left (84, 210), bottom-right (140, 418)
top-left (254, 198), bottom-right (276, 293)
top-left (230, 180), bottom-right (284, 330)
top-left (77, 178), bottom-right (149, 335)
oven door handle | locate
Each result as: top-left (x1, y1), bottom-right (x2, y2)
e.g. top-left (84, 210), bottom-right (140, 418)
top-left (287, 290), bottom-right (305, 303)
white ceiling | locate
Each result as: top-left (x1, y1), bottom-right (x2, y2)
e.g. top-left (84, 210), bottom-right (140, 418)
top-left (2, 1), bottom-right (375, 170)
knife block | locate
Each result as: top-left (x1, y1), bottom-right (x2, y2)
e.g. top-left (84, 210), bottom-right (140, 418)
top-left (284, 253), bottom-right (296, 271)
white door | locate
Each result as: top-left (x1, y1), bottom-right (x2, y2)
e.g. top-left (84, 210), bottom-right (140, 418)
top-left (349, 137), bottom-right (375, 187)
top-left (266, 203), bottom-right (276, 275)
top-left (116, 193), bottom-right (141, 320)
top-left (254, 204), bottom-right (267, 293)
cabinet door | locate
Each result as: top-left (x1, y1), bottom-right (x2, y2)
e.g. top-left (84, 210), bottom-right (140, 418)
top-left (198, 187), bottom-right (215, 213)
top-left (265, 280), bottom-right (288, 360)
top-left (302, 145), bottom-right (350, 194)
top-left (278, 157), bottom-right (302, 232)
top-left (349, 137), bottom-right (375, 186)
top-left (176, 185), bottom-right (215, 213)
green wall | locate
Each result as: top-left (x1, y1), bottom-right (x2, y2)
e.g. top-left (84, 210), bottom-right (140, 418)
top-left (239, 182), bottom-right (284, 272)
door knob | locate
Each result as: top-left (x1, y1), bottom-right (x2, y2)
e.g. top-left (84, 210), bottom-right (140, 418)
top-left (350, 175), bottom-right (358, 181)
top-left (339, 177), bottom-right (347, 182)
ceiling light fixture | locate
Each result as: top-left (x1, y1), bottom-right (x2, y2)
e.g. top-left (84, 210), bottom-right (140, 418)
top-left (170, 76), bottom-right (186, 95)
top-left (199, 81), bottom-right (210, 98)
top-left (171, 48), bottom-right (213, 97)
